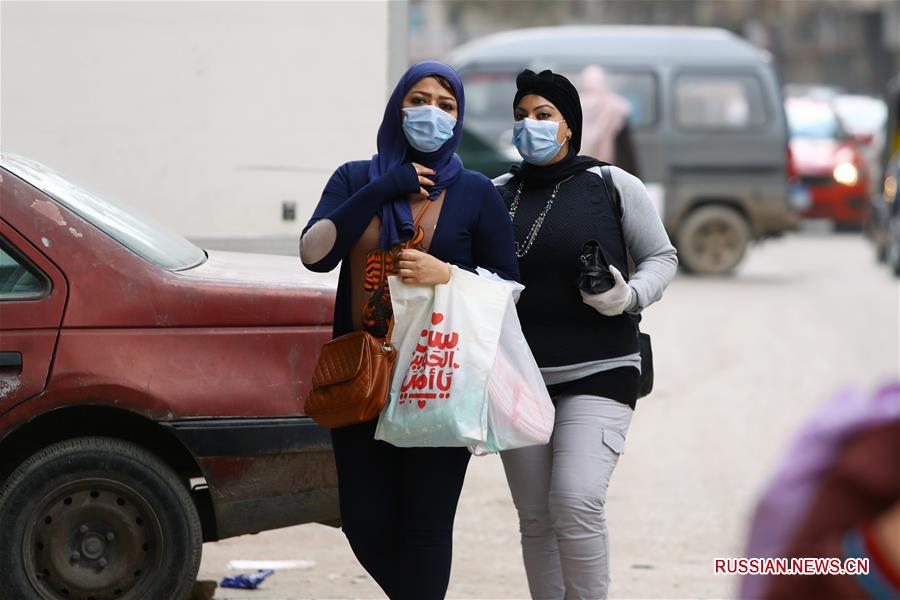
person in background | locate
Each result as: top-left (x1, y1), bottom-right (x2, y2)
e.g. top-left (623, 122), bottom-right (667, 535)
top-left (299, 60), bottom-right (519, 600)
top-left (741, 383), bottom-right (900, 600)
top-left (579, 65), bottom-right (641, 178)
top-left (495, 68), bottom-right (677, 600)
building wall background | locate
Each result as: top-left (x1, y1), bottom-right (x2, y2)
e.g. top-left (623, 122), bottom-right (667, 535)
top-left (2, 1), bottom-right (402, 246)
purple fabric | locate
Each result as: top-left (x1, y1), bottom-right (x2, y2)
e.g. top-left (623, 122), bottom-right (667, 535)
top-left (740, 382), bottom-right (900, 600)
top-left (369, 60), bottom-right (465, 250)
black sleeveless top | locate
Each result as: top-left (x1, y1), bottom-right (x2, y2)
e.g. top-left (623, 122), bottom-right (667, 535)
top-left (497, 168), bottom-right (640, 407)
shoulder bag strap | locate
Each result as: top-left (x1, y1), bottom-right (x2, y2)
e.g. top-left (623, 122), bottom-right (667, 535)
top-left (599, 166), bottom-right (633, 278)
top-left (407, 199), bottom-right (433, 246)
top-left (600, 166), bottom-right (643, 327)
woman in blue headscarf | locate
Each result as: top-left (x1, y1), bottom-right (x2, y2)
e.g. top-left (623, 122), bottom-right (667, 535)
top-left (300, 61), bottom-right (519, 598)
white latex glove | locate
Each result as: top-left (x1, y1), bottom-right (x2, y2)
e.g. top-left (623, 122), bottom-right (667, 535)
top-left (580, 265), bottom-right (635, 316)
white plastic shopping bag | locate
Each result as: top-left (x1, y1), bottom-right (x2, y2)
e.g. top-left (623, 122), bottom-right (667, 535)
top-left (470, 270), bottom-right (555, 455)
top-left (375, 266), bottom-right (510, 447)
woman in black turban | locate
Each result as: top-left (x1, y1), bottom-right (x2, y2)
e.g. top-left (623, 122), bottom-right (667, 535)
top-left (494, 69), bottom-right (678, 599)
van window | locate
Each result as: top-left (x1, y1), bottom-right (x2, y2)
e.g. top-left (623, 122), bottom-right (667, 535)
top-left (565, 69), bottom-right (658, 128)
top-left (675, 74), bottom-right (768, 130)
top-left (461, 68), bottom-right (657, 129)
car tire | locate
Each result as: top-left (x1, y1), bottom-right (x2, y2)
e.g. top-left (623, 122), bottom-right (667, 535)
top-left (833, 221), bottom-right (864, 233)
top-left (677, 205), bottom-right (751, 275)
top-left (0, 436), bottom-right (202, 600)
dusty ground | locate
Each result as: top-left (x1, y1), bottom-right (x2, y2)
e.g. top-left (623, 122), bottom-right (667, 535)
top-left (198, 227), bottom-right (899, 599)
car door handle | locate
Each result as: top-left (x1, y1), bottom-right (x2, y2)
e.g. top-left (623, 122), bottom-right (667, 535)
top-left (0, 351), bottom-right (22, 375)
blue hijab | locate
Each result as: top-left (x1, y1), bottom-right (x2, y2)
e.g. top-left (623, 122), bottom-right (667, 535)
top-left (369, 61), bottom-right (465, 250)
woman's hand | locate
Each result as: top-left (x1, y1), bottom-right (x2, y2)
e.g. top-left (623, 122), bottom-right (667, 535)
top-left (411, 162), bottom-right (436, 198)
top-left (398, 249), bottom-right (451, 285)
top-left (580, 265), bottom-right (635, 316)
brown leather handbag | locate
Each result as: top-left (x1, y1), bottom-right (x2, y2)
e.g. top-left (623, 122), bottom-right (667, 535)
top-left (305, 324), bottom-right (398, 428)
top-left (306, 200), bottom-right (432, 428)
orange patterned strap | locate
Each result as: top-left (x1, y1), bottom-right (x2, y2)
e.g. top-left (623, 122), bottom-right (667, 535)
top-left (384, 200), bottom-right (433, 345)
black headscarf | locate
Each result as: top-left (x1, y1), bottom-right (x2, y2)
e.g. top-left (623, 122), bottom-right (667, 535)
top-left (510, 69), bottom-right (604, 187)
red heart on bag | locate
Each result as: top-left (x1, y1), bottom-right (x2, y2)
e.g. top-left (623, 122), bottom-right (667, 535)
top-left (418, 399), bottom-right (426, 409)
top-left (431, 313), bottom-right (444, 326)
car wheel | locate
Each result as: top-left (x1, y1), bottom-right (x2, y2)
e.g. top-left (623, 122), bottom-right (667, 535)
top-left (677, 205), bottom-right (751, 275)
top-left (0, 437), bottom-right (202, 600)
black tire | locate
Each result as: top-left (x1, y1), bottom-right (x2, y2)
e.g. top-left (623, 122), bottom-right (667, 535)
top-left (833, 221), bottom-right (864, 233)
top-left (677, 205), bottom-right (751, 275)
top-left (0, 437), bottom-right (202, 600)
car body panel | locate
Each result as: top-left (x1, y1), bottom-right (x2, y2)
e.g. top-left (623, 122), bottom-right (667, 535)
top-left (46, 325), bottom-right (330, 417)
top-left (833, 94), bottom-right (888, 191)
top-left (0, 158), bottom-right (340, 541)
top-left (162, 417), bottom-right (338, 538)
top-left (868, 74), bottom-right (900, 261)
top-left (786, 98), bottom-right (871, 225)
top-left (0, 182), bottom-right (69, 408)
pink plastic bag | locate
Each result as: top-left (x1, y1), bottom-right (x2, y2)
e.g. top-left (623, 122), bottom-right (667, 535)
top-left (470, 270), bottom-right (554, 455)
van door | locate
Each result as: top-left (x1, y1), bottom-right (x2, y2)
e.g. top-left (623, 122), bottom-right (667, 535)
top-left (666, 68), bottom-right (788, 231)
top-left (0, 220), bottom-right (67, 414)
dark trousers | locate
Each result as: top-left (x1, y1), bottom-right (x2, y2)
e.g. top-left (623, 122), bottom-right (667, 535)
top-left (330, 418), bottom-right (471, 600)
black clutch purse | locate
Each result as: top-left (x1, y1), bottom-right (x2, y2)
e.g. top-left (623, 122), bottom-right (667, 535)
top-left (576, 237), bottom-right (654, 398)
top-left (576, 240), bottom-right (615, 294)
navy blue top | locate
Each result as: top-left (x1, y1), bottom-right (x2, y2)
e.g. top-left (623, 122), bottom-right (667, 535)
top-left (303, 160), bottom-right (520, 339)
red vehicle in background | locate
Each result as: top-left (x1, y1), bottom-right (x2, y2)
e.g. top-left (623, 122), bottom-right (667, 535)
top-left (785, 96), bottom-right (872, 229)
top-left (0, 155), bottom-right (339, 600)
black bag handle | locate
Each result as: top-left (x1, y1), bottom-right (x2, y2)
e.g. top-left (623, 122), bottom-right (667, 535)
top-left (598, 166), bottom-right (634, 279)
top-left (598, 165), bottom-right (642, 326)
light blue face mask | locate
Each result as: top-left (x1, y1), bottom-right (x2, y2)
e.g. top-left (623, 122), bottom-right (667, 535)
top-left (401, 105), bottom-right (457, 153)
top-left (512, 118), bottom-right (564, 165)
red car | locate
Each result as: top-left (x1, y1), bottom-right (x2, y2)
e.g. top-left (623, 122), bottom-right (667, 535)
top-left (0, 155), bottom-right (339, 600)
top-left (785, 97), bottom-right (872, 228)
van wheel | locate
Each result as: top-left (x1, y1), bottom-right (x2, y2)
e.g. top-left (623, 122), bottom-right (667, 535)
top-left (0, 437), bottom-right (202, 600)
top-left (677, 206), bottom-right (751, 275)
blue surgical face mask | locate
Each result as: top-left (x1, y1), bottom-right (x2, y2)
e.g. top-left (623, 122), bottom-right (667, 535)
top-left (512, 118), bottom-right (564, 165)
top-left (401, 105), bottom-right (457, 153)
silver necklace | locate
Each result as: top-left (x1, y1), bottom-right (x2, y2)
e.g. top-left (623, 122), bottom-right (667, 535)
top-left (508, 178), bottom-right (567, 258)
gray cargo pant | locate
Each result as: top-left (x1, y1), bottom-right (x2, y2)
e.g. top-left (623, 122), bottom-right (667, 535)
top-left (501, 394), bottom-right (633, 600)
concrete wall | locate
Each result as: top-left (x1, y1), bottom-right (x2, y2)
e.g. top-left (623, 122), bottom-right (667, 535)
top-left (2, 1), bottom-right (404, 248)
